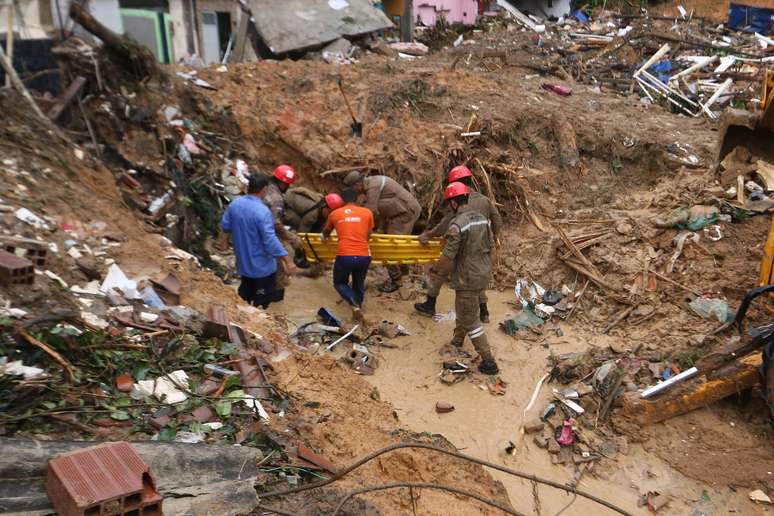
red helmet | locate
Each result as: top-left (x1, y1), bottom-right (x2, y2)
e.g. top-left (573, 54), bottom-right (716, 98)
top-left (273, 165), bottom-right (297, 185)
top-left (448, 165), bottom-right (472, 183)
top-left (325, 193), bottom-right (344, 211)
top-left (444, 181), bottom-right (470, 201)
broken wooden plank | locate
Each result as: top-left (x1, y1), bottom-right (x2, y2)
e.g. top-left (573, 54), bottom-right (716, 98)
top-left (47, 76), bottom-right (87, 121)
top-left (615, 353), bottom-right (761, 426)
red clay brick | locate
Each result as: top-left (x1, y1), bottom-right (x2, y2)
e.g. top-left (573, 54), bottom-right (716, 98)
top-left (46, 441), bottom-right (163, 516)
top-left (0, 249), bottom-right (34, 285)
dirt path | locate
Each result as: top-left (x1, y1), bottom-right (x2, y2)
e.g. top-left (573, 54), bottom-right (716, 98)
top-left (273, 273), bottom-right (764, 515)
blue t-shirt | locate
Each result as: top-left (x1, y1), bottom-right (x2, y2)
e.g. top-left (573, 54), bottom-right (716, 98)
top-left (221, 195), bottom-right (288, 279)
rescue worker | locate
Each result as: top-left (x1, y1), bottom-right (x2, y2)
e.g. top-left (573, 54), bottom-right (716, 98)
top-left (414, 165), bottom-right (502, 323)
top-left (322, 189), bottom-right (374, 321)
top-left (283, 187), bottom-right (328, 233)
top-left (264, 165), bottom-right (302, 300)
top-left (221, 174), bottom-right (296, 308)
top-left (343, 171), bottom-right (421, 293)
top-left (434, 181), bottom-right (499, 375)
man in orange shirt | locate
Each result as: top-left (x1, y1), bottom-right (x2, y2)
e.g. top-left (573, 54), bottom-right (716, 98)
top-left (322, 189), bottom-right (374, 321)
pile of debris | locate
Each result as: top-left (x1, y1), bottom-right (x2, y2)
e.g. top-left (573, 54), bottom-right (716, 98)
top-left (461, 1), bottom-right (773, 119)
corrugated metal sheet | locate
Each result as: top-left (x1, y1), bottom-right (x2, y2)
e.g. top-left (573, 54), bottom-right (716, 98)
top-left (247, 0), bottom-right (393, 55)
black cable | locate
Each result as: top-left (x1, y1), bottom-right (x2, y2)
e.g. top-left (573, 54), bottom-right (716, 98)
top-left (257, 442), bottom-right (632, 515)
top-left (331, 482), bottom-right (523, 515)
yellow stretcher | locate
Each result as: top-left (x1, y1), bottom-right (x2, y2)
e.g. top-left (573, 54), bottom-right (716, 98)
top-left (298, 233), bottom-right (442, 265)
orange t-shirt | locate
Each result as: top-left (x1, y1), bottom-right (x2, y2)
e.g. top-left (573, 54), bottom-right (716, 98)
top-left (325, 204), bottom-right (374, 257)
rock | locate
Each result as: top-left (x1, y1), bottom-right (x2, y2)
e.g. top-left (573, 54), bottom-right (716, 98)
top-left (533, 433), bottom-right (549, 449)
top-left (435, 401), bottom-right (455, 414)
top-left (398, 286), bottom-right (415, 301)
top-left (615, 221), bottom-right (634, 235)
top-left (749, 489), bottom-right (772, 504)
top-left (548, 437), bottom-right (561, 454)
top-left (523, 417), bottom-right (545, 434)
top-left (648, 494), bottom-right (672, 511)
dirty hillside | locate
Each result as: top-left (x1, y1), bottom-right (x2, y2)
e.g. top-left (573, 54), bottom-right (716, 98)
top-left (2, 1), bottom-right (774, 515)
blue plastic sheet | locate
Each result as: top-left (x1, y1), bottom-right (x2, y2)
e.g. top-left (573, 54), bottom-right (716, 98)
top-left (650, 60), bottom-right (673, 84)
top-left (728, 3), bottom-right (774, 35)
top-left (572, 10), bottom-right (589, 24)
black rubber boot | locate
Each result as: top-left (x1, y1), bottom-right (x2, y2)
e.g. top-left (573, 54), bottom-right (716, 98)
top-left (478, 359), bottom-right (499, 375)
top-left (379, 281), bottom-right (400, 293)
top-left (414, 296), bottom-right (437, 317)
top-left (479, 303), bottom-right (490, 323)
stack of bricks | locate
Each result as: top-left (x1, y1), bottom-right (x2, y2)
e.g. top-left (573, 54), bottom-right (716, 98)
top-left (0, 249), bottom-right (34, 285)
top-left (0, 236), bottom-right (47, 267)
top-left (46, 442), bottom-right (163, 516)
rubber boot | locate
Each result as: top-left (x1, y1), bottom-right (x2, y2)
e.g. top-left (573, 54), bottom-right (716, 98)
top-left (478, 358), bottom-right (499, 375)
top-left (379, 280), bottom-right (400, 293)
top-left (479, 303), bottom-right (490, 323)
top-left (414, 296), bottom-right (437, 317)
top-left (471, 333), bottom-right (499, 374)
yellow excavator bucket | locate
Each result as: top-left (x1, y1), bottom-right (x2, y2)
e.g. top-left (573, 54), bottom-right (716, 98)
top-left (298, 233), bottom-right (443, 265)
top-left (760, 215), bottom-right (774, 287)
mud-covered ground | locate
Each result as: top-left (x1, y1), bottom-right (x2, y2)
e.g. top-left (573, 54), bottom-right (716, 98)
top-left (2, 18), bottom-right (774, 515)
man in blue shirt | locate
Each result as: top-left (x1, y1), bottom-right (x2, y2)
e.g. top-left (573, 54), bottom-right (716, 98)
top-left (221, 174), bottom-right (296, 308)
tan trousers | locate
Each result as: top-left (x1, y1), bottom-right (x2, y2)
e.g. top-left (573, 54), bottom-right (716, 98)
top-left (426, 268), bottom-right (487, 303)
top-left (452, 289), bottom-right (493, 361)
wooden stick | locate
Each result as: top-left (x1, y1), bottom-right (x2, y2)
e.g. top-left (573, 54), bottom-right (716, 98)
top-left (320, 165), bottom-right (369, 177)
top-left (19, 328), bottom-right (77, 383)
top-left (0, 43), bottom-right (47, 120)
top-left (602, 305), bottom-right (635, 334)
top-left (649, 269), bottom-right (702, 296)
top-left (5, 5), bottom-right (14, 88)
top-left (566, 280), bottom-right (590, 322)
top-left (634, 43), bottom-right (671, 78)
top-left (562, 257), bottom-right (613, 291)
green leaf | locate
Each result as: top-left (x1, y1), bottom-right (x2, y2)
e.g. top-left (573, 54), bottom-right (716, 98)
top-left (132, 365), bottom-right (151, 381)
top-left (41, 401), bottom-right (57, 410)
top-left (215, 400), bottom-right (232, 418)
top-left (226, 389), bottom-right (245, 400)
top-left (218, 342), bottom-right (238, 356)
top-left (158, 427), bottom-right (177, 442)
top-left (110, 410), bottom-right (131, 421)
top-left (115, 397), bottom-right (132, 407)
top-left (223, 375), bottom-right (241, 391)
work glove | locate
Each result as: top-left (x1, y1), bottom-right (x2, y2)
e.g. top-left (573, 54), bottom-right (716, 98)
top-left (320, 232), bottom-right (328, 242)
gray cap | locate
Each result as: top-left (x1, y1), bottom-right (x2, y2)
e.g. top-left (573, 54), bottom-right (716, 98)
top-left (343, 171), bottom-right (363, 186)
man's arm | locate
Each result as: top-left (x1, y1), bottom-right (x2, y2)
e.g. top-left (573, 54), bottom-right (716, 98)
top-left (364, 179), bottom-right (381, 219)
top-left (322, 214), bottom-right (334, 240)
top-left (259, 210), bottom-right (296, 275)
top-left (489, 200), bottom-right (503, 239)
top-left (434, 223), bottom-right (461, 274)
top-left (420, 210), bottom-right (453, 244)
top-left (221, 207), bottom-right (232, 233)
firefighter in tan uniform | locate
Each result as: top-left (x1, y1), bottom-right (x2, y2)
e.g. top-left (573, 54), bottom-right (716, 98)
top-left (344, 171), bottom-right (421, 293)
top-left (283, 187), bottom-right (325, 232)
top-left (415, 165), bottom-right (502, 323)
top-left (264, 165), bottom-right (303, 301)
top-left (435, 182), bottom-right (500, 375)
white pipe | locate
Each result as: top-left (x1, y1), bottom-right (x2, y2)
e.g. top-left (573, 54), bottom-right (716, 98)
top-left (641, 367), bottom-right (698, 398)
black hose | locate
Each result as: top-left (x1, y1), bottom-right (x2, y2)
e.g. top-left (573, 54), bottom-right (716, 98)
top-left (257, 442), bottom-right (632, 515)
top-left (331, 482), bottom-right (523, 515)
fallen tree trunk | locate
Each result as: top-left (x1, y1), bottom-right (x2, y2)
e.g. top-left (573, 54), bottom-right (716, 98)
top-left (0, 439), bottom-right (263, 515)
top-left (613, 352), bottom-right (762, 427)
top-left (69, 2), bottom-right (159, 79)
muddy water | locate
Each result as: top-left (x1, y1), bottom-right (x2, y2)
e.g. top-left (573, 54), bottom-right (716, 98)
top-left (272, 274), bottom-right (754, 515)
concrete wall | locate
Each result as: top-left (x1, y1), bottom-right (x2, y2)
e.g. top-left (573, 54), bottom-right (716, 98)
top-left (0, 0), bottom-right (55, 39)
top-left (414, 0), bottom-right (478, 25)
top-left (511, 0), bottom-right (571, 19)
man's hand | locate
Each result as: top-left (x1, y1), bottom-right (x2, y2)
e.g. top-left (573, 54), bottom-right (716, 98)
top-left (418, 232), bottom-right (430, 246)
top-left (283, 256), bottom-right (298, 276)
top-left (320, 232), bottom-right (328, 242)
